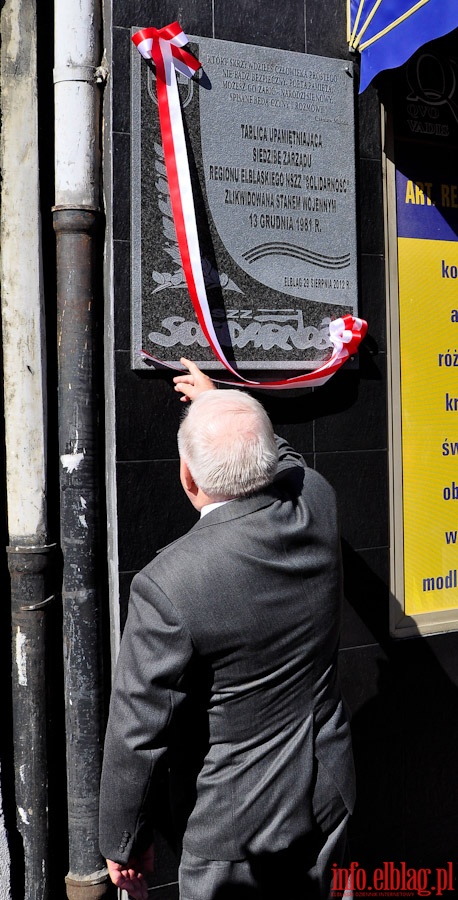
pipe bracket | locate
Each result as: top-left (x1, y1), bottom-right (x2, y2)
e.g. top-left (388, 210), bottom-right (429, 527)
top-left (53, 66), bottom-right (98, 85)
top-left (20, 594), bottom-right (57, 612)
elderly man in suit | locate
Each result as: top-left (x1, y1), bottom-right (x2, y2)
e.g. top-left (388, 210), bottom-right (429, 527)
top-left (99, 359), bottom-right (355, 900)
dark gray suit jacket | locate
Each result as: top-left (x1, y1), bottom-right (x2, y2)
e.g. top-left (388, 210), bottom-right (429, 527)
top-left (99, 437), bottom-right (355, 864)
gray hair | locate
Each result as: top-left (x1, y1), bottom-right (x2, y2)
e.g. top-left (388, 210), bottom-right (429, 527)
top-left (177, 390), bottom-right (278, 500)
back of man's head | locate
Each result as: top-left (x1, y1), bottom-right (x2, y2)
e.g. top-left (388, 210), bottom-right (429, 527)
top-left (177, 390), bottom-right (278, 500)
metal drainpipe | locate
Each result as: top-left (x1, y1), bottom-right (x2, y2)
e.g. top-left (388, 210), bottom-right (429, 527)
top-left (53, 1), bottom-right (109, 898)
top-left (8, 545), bottom-right (56, 900)
top-left (53, 210), bottom-right (108, 900)
top-left (1, 0), bottom-right (55, 897)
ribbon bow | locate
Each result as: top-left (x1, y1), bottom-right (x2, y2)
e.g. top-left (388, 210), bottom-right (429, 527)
top-left (132, 23), bottom-right (200, 77)
top-left (132, 24), bottom-right (368, 390)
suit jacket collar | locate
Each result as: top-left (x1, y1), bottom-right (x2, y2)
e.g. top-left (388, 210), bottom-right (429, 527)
top-left (156, 485), bottom-right (280, 554)
top-left (194, 485), bottom-right (280, 528)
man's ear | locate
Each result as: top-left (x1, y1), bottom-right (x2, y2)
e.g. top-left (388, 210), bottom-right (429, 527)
top-left (180, 458), bottom-right (199, 498)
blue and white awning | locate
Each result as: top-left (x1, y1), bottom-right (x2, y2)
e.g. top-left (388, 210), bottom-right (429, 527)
top-left (347, 0), bottom-right (458, 92)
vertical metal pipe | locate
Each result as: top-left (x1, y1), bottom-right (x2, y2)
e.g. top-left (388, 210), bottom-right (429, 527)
top-left (1, 0), bottom-right (53, 896)
top-left (53, 209), bottom-right (109, 900)
top-left (53, 2), bottom-right (109, 896)
top-left (7, 546), bottom-right (56, 900)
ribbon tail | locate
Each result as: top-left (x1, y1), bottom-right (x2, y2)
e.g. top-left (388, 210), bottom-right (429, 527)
top-left (152, 38), bottom-right (250, 382)
top-left (140, 314), bottom-right (367, 389)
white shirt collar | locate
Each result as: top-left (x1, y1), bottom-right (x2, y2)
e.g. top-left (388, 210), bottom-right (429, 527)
top-left (200, 499), bottom-right (234, 518)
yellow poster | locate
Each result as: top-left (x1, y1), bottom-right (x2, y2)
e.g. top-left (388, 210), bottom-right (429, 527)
top-left (398, 237), bottom-right (458, 615)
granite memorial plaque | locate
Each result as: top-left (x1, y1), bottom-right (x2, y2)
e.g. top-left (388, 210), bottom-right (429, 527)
top-left (131, 34), bottom-right (358, 371)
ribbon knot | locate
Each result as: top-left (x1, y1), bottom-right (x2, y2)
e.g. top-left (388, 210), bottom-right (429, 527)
top-left (132, 23), bottom-right (200, 79)
top-left (329, 316), bottom-right (367, 357)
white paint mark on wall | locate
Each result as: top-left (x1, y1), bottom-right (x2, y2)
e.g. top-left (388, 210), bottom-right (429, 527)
top-left (78, 515), bottom-right (88, 529)
top-left (80, 496), bottom-right (87, 509)
top-left (18, 808), bottom-right (29, 825)
top-left (15, 630), bottom-right (27, 686)
top-left (60, 452), bottom-right (84, 472)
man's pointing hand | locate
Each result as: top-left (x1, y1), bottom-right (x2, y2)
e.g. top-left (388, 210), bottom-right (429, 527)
top-left (173, 357), bottom-right (217, 402)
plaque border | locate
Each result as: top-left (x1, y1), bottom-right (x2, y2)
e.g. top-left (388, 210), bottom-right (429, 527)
top-left (130, 32), bottom-right (359, 374)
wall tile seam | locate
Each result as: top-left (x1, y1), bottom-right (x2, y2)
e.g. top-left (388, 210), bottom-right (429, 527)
top-left (111, 349), bottom-right (391, 396)
top-left (313, 448), bottom-right (389, 456)
top-left (112, 19), bottom-right (160, 30)
top-left (358, 155), bottom-right (383, 168)
top-left (344, 547), bottom-right (389, 554)
top-left (358, 152), bottom-right (383, 163)
top-left (114, 454), bottom-right (389, 464)
top-left (113, 344), bottom-right (130, 354)
top-left (302, 0), bottom-right (307, 55)
top-left (116, 458), bottom-right (179, 465)
top-left (343, 544), bottom-right (389, 552)
top-left (339, 641), bottom-right (382, 653)
top-left (114, 452), bottom-right (390, 465)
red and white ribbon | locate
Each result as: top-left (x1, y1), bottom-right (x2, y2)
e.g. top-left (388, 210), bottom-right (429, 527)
top-left (132, 24), bottom-right (368, 390)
